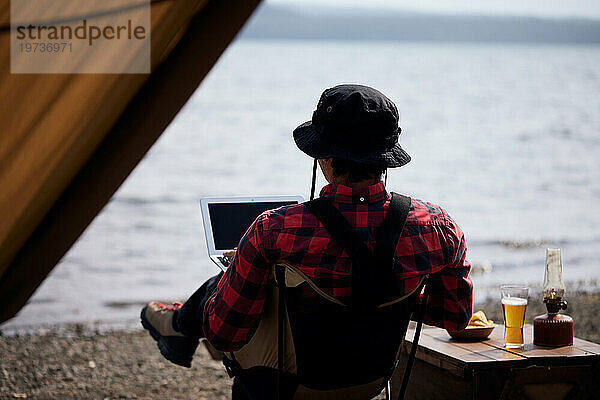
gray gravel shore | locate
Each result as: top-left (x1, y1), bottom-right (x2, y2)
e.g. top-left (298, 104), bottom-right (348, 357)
top-left (0, 329), bottom-right (230, 399)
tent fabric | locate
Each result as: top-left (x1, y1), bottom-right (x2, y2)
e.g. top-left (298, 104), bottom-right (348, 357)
top-left (0, 0), bottom-right (262, 323)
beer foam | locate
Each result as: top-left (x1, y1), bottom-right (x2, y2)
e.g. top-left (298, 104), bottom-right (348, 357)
top-left (501, 297), bottom-right (528, 306)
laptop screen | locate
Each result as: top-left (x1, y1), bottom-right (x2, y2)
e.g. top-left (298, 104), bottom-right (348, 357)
top-left (208, 201), bottom-right (298, 250)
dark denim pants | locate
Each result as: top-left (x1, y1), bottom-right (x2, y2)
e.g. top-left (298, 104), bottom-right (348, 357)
top-left (176, 271), bottom-right (291, 400)
top-left (175, 271), bottom-right (223, 338)
top-left (176, 271), bottom-right (277, 399)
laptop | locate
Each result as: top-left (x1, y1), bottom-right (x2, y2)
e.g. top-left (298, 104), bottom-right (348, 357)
top-left (199, 196), bottom-right (305, 271)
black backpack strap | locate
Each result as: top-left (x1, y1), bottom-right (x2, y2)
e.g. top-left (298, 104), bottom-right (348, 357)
top-left (372, 193), bottom-right (412, 299)
top-left (374, 193), bottom-right (411, 261)
top-left (304, 198), bottom-right (375, 309)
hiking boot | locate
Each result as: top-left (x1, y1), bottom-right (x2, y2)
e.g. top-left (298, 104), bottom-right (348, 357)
top-left (140, 302), bottom-right (199, 368)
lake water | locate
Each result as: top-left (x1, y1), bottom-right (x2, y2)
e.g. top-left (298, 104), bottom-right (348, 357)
top-left (3, 39), bottom-right (600, 330)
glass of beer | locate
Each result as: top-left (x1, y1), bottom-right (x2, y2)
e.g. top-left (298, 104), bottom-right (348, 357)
top-left (500, 285), bottom-right (529, 348)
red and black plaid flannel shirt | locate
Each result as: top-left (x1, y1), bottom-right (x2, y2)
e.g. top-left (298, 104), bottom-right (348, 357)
top-left (203, 182), bottom-right (473, 351)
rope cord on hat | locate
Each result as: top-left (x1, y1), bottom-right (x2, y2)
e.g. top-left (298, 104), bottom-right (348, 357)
top-left (309, 158), bottom-right (318, 201)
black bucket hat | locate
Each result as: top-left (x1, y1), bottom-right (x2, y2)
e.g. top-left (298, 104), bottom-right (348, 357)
top-left (293, 84), bottom-right (410, 168)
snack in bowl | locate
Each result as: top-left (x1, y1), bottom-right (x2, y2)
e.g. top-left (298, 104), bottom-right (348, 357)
top-left (468, 310), bottom-right (494, 327)
top-left (448, 310), bottom-right (495, 340)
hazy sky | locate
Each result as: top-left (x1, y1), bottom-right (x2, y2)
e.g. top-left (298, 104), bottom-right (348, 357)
top-left (268, 0), bottom-right (600, 19)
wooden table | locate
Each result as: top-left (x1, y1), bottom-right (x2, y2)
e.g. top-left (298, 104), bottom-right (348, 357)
top-left (391, 324), bottom-right (600, 400)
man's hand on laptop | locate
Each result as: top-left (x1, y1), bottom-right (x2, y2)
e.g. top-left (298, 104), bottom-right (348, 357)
top-left (217, 248), bottom-right (236, 269)
top-left (223, 248), bottom-right (237, 258)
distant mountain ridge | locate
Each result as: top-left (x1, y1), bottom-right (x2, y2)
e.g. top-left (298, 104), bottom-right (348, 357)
top-left (240, 4), bottom-right (600, 44)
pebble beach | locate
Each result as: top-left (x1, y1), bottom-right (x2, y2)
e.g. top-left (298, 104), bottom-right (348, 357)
top-left (0, 329), bottom-right (230, 400)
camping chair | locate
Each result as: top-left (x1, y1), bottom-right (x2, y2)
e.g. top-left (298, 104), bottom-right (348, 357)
top-left (222, 262), bottom-right (429, 400)
top-left (222, 193), bottom-right (428, 399)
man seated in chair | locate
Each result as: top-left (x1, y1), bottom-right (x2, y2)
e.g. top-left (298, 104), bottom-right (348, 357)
top-left (141, 84), bottom-right (473, 399)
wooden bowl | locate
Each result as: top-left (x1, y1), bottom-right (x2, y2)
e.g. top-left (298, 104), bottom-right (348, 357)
top-left (448, 324), bottom-right (495, 341)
